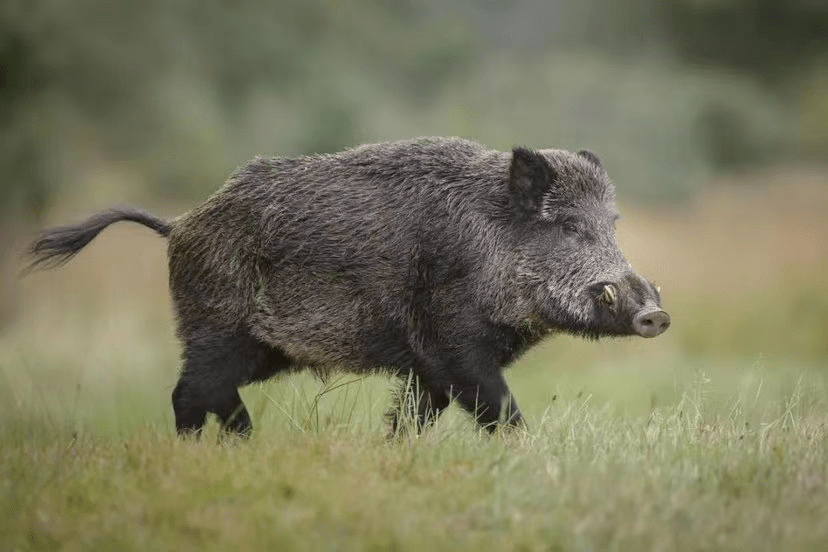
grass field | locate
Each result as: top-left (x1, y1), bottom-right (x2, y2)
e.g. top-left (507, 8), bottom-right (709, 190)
top-left (2, 169), bottom-right (828, 551)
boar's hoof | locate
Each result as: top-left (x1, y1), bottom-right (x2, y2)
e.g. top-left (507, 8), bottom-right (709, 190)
top-left (632, 308), bottom-right (670, 338)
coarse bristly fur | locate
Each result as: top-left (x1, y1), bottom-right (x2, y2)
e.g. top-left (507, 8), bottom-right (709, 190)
top-left (27, 137), bottom-right (669, 437)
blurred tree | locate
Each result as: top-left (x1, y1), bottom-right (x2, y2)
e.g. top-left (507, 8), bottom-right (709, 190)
top-left (660, 0), bottom-right (828, 165)
top-left (1, 0), bottom-right (822, 224)
top-left (0, 0), bottom-right (475, 212)
top-left (0, 20), bottom-right (53, 222)
top-left (662, 0), bottom-right (828, 84)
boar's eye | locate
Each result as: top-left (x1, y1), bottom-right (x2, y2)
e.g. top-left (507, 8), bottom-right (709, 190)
top-left (561, 220), bottom-right (579, 236)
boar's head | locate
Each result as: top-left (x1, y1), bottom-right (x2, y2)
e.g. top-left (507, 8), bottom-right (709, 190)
top-left (505, 147), bottom-right (669, 340)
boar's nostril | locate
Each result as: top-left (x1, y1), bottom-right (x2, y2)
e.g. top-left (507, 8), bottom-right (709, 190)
top-left (633, 309), bottom-right (670, 338)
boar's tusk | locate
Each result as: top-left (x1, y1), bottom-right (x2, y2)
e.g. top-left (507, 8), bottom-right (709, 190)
top-left (601, 284), bottom-right (616, 305)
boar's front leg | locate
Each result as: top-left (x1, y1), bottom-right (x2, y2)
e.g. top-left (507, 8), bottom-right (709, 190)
top-left (450, 371), bottom-right (524, 432)
top-left (437, 323), bottom-right (526, 432)
top-left (414, 352), bottom-right (524, 433)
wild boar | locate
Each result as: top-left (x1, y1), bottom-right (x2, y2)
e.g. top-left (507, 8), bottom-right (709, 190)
top-left (28, 138), bottom-right (670, 436)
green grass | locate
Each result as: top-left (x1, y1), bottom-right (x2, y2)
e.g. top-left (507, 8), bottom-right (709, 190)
top-left (2, 346), bottom-right (827, 551)
top-left (3, 179), bottom-right (828, 551)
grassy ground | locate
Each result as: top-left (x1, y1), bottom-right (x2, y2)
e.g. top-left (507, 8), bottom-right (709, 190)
top-left (2, 170), bottom-right (827, 551)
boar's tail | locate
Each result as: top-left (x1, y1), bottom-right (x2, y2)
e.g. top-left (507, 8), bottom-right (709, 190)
top-left (26, 207), bottom-right (171, 271)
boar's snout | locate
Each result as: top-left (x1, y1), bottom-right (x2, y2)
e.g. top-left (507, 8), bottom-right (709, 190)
top-left (591, 276), bottom-right (670, 338)
top-left (632, 307), bottom-right (670, 338)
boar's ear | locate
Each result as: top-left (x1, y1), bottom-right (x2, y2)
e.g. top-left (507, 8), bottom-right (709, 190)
top-left (509, 147), bottom-right (555, 217)
top-left (578, 149), bottom-right (604, 171)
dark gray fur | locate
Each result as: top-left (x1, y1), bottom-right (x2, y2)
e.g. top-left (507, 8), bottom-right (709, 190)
top-left (27, 137), bottom-right (668, 437)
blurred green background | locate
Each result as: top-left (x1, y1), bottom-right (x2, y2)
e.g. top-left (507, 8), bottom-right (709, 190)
top-left (1, 0), bottom-right (827, 388)
top-left (3, 0), bottom-right (827, 215)
top-left (3, 6), bottom-right (828, 548)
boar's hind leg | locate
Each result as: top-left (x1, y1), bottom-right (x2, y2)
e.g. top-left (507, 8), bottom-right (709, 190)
top-left (172, 324), bottom-right (292, 437)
